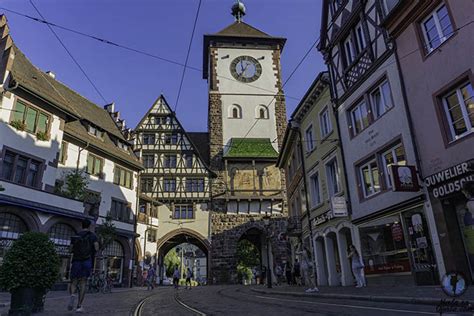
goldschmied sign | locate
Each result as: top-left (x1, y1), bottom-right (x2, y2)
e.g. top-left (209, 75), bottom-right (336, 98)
top-left (424, 160), bottom-right (474, 199)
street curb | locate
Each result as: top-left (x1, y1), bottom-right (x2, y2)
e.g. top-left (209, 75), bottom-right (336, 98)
top-left (250, 288), bottom-right (474, 306)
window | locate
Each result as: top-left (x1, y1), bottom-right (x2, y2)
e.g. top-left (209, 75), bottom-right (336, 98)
top-left (164, 154), bottom-right (177, 168)
top-left (360, 159), bottom-right (381, 198)
top-left (164, 133), bottom-right (178, 145)
top-left (256, 106), bottom-right (268, 119)
top-left (229, 105), bottom-right (242, 119)
top-left (142, 133), bottom-right (155, 145)
top-left (10, 99), bottom-right (50, 136)
top-left (320, 107), bottom-right (333, 137)
top-left (117, 141), bottom-right (128, 151)
top-left (86, 154), bottom-right (103, 177)
top-left (343, 35), bottom-right (356, 66)
top-left (110, 199), bottom-right (131, 223)
top-left (174, 204), bottom-right (194, 219)
top-left (84, 190), bottom-right (101, 218)
top-left (155, 116), bottom-right (170, 125)
top-left (381, 144), bottom-right (406, 188)
top-left (147, 229), bottom-right (157, 243)
top-left (370, 80), bottom-right (394, 118)
top-left (114, 166), bottom-right (133, 189)
top-left (350, 100), bottom-right (370, 135)
top-left (88, 124), bottom-right (104, 139)
top-left (305, 125), bottom-right (315, 153)
top-left (310, 172), bottom-right (321, 207)
top-left (354, 22), bottom-right (366, 54)
top-left (59, 141), bottom-right (68, 165)
top-left (442, 82), bottom-right (474, 140)
top-left (185, 178), bottom-right (205, 192)
top-left (163, 178), bottom-right (176, 192)
top-left (421, 4), bottom-right (453, 53)
top-left (326, 158), bottom-right (340, 197)
top-left (141, 177), bottom-right (154, 193)
top-left (382, 0), bottom-right (399, 15)
top-left (185, 154), bottom-right (193, 168)
top-left (142, 154), bottom-right (154, 168)
top-left (331, 0), bottom-right (343, 14)
top-left (1, 150), bottom-right (43, 187)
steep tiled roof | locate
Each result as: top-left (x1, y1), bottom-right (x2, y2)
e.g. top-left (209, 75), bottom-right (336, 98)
top-left (214, 21), bottom-right (272, 38)
top-left (224, 138), bottom-right (278, 159)
top-left (187, 132), bottom-right (210, 166)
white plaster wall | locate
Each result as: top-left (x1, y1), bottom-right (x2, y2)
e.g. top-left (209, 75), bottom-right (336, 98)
top-left (215, 47), bottom-right (279, 151)
top-left (59, 141), bottom-right (139, 226)
top-left (136, 221), bottom-right (159, 258)
top-left (337, 54), bottom-right (421, 220)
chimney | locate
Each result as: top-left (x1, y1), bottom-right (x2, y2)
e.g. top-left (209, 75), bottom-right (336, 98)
top-left (104, 102), bottom-right (115, 113)
top-left (46, 71), bottom-right (55, 79)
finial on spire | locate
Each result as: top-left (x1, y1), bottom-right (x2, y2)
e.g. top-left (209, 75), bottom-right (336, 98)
top-left (231, 0), bottom-right (246, 22)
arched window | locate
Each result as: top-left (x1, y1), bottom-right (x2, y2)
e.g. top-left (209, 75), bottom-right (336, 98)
top-left (229, 104), bottom-right (242, 119)
top-left (48, 223), bottom-right (76, 281)
top-left (0, 213), bottom-right (27, 266)
top-left (256, 105), bottom-right (269, 119)
top-left (104, 240), bottom-right (125, 284)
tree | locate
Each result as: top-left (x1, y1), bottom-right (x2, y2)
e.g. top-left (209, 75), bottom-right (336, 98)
top-left (55, 170), bottom-right (88, 200)
top-left (96, 214), bottom-right (117, 251)
top-left (164, 249), bottom-right (181, 277)
top-left (236, 239), bottom-right (260, 268)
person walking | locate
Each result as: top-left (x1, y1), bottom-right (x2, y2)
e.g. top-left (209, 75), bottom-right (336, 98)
top-left (293, 259), bottom-right (301, 286)
top-left (284, 261), bottom-right (292, 285)
top-left (275, 264), bottom-right (283, 286)
top-left (67, 219), bottom-right (99, 313)
top-left (185, 267), bottom-right (193, 289)
top-left (146, 266), bottom-right (156, 290)
top-left (173, 266), bottom-right (180, 289)
top-left (348, 244), bottom-right (365, 288)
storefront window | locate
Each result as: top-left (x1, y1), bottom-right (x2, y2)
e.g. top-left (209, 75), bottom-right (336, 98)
top-left (359, 215), bottom-right (411, 275)
top-left (0, 213), bottom-right (27, 265)
top-left (455, 199), bottom-right (474, 277)
top-left (48, 223), bottom-right (75, 281)
top-left (103, 240), bottom-right (124, 284)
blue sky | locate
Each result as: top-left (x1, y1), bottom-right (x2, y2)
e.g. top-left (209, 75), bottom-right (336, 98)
top-left (2, 0), bottom-right (325, 131)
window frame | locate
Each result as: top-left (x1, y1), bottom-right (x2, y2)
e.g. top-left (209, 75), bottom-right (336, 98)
top-left (163, 154), bottom-right (177, 168)
top-left (140, 177), bottom-right (154, 193)
top-left (380, 143), bottom-right (406, 189)
top-left (319, 106), bottom-right (333, 138)
top-left (142, 153), bottom-right (155, 168)
top-left (370, 79), bottom-right (394, 119)
top-left (441, 80), bottom-right (474, 141)
top-left (173, 204), bottom-right (194, 219)
top-left (113, 165), bottom-right (133, 189)
top-left (305, 125), bottom-right (315, 153)
top-left (325, 157), bottom-right (341, 198)
top-left (0, 148), bottom-right (45, 188)
top-left (185, 178), bottom-right (205, 192)
top-left (86, 153), bottom-right (104, 178)
top-left (229, 104), bottom-right (242, 119)
top-left (110, 198), bottom-right (132, 223)
top-left (420, 3), bottom-right (454, 54)
top-left (59, 141), bottom-right (68, 165)
top-left (349, 99), bottom-right (370, 136)
top-left (163, 178), bottom-right (176, 192)
top-left (309, 171), bottom-right (322, 208)
top-left (359, 158), bottom-right (381, 198)
top-left (142, 133), bottom-right (156, 145)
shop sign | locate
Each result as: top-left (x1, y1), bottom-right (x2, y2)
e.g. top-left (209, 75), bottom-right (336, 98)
top-left (390, 165), bottom-right (420, 192)
top-left (313, 210), bottom-right (334, 227)
top-left (331, 196), bottom-right (348, 217)
top-left (424, 160), bottom-right (474, 198)
top-left (391, 223), bottom-right (403, 242)
top-left (365, 259), bottom-right (411, 275)
top-left (0, 239), bottom-right (13, 249)
top-left (55, 245), bottom-right (70, 256)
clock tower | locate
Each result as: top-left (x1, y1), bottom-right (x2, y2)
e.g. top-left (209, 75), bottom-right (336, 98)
top-left (203, 1), bottom-right (289, 283)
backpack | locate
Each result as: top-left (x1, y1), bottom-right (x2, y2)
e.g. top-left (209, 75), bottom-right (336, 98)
top-left (72, 232), bottom-right (93, 261)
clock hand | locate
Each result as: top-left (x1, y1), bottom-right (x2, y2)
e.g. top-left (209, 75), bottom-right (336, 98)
top-left (241, 62), bottom-right (250, 78)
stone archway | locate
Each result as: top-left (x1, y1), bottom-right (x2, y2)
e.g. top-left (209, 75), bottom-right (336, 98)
top-left (156, 228), bottom-right (210, 285)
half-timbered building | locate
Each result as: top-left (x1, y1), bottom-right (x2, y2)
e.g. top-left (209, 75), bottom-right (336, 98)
top-left (132, 95), bottom-right (213, 282)
top-left (319, 0), bottom-right (440, 285)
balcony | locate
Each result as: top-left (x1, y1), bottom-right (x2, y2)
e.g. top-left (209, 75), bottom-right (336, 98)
top-left (287, 216), bottom-right (303, 236)
top-left (0, 180), bottom-right (86, 218)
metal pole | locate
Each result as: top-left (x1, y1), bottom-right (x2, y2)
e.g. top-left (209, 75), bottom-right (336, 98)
top-left (266, 233), bottom-right (272, 289)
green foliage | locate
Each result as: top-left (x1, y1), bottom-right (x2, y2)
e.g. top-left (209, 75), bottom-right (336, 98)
top-left (56, 170), bottom-right (88, 200)
top-left (96, 213), bottom-right (117, 251)
top-left (35, 131), bottom-right (49, 141)
top-left (164, 250), bottom-right (181, 276)
top-left (236, 239), bottom-right (260, 268)
top-left (10, 120), bottom-right (26, 131)
top-left (237, 264), bottom-right (253, 282)
top-left (0, 232), bottom-right (60, 291)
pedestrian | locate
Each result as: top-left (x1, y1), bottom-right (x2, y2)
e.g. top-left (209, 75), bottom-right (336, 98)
top-left (261, 266), bottom-right (267, 286)
top-left (67, 219), bottom-right (99, 313)
top-left (173, 266), bottom-right (180, 289)
top-left (300, 247), bottom-right (318, 293)
top-left (348, 244), bottom-right (365, 288)
top-left (146, 266), bottom-right (156, 290)
top-left (284, 261), bottom-right (292, 285)
top-left (185, 267), bottom-right (193, 289)
top-left (293, 258), bottom-right (301, 286)
top-left (142, 269), bottom-right (148, 287)
top-left (275, 264), bottom-right (283, 286)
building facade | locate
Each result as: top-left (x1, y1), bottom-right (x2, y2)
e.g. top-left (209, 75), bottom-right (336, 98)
top-left (319, 0), bottom-right (440, 285)
top-left (0, 15), bottom-right (142, 288)
top-left (384, 0), bottom-right (474, 282)
top-left (132, 95), bottom-right (213, 283)
top-left (204, 4), bottom-right (289, 283)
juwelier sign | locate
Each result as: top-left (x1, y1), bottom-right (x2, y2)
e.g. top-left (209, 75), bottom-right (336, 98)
top-left (424, 160), bottom-right (474, 199)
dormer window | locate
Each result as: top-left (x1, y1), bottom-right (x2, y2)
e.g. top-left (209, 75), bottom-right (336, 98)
top-left (117, 140), bottom-right (128, 151)
top-left (88, 124), bottom-right (104, 139)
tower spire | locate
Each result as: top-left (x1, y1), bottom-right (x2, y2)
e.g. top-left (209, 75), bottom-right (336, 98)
top-left (231, 0), bottom-right (246, 22)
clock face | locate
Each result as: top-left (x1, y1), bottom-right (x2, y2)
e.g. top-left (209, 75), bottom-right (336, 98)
top-left (230, 56), bottom-right (262, 83)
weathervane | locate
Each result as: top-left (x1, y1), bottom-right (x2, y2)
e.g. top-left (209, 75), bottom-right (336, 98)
top-left (231, 0), bottom-right (246, 22)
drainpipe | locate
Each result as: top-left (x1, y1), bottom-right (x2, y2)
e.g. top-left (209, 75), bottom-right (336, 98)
top-left (291, 120), bottom-right (318, 288)
top-left (76, 141), bottom-right (90, 172)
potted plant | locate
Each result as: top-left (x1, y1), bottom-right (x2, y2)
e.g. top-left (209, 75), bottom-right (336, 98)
top-left (35, 131), bottom-right (49, 141)
top-left (0, 232), bottom-right (60, 315)
top-left (10, 120), bottom-right (26, 131)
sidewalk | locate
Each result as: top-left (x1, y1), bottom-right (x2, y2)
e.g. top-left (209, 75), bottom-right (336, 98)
top-left (0, 287), bottom-right (152, 315)
top-left (251, 284), bottom-right (474, 306)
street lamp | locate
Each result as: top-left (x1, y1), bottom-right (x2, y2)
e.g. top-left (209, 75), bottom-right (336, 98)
top-left (262, 214), bottom-right (272, 289)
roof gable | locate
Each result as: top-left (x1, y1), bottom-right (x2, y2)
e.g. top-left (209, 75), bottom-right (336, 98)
top-left (214, 21), bottom-right (271, 38)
